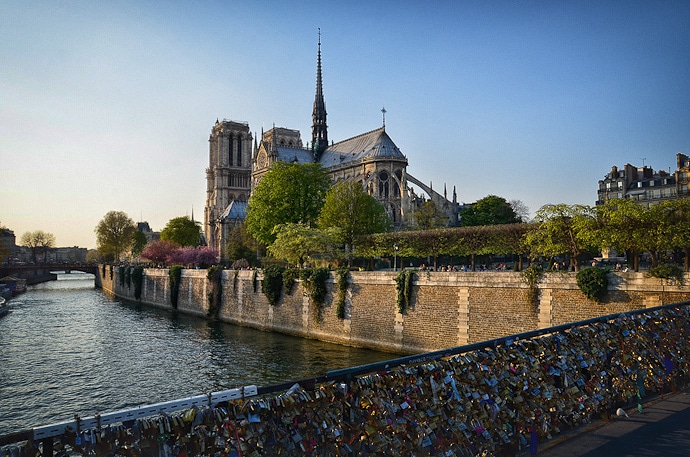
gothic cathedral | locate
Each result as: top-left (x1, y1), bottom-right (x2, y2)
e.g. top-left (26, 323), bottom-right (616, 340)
top-left (205, 36), bottom-right (459, 262)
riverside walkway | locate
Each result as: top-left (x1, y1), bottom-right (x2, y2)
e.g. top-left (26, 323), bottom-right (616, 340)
top-left (532, 388), bottom-right (690, 456)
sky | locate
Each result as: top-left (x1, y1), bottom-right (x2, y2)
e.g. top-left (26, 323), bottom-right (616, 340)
top-left (1, 1), bottom-right (689, 249)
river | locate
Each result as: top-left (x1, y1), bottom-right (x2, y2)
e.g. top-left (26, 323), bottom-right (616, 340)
top-left (0, 273), bottom-right (393, 436)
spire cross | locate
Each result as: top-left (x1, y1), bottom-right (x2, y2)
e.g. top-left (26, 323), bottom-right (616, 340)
top-left (381, 106), bottom-right (387, 127)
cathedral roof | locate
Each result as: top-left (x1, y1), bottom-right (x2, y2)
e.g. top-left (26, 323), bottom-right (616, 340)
top-left (277, 146), bottom-right (315, 164)
top-left (319, 126), bottom-right (406, 168)
top-left (219, 200), bottom-right (247, 221)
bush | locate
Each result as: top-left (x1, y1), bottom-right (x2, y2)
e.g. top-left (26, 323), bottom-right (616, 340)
top-left (206, 265), bottom-right (223, 318)
top-left (283, 268), bottom-right (300, 295)
top-left (300, 268), bottom-right (330, 311)
top-left (576, 267), bottom-right (609, 302)
top-left (262, 265), bottom-right (285, 306)
top-left (648, 264), bottom-right (684, 283)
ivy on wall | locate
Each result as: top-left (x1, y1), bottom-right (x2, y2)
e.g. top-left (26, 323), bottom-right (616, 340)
top-left (300, 268), bottom-right (330, 312)
top-left (169, 265), bottom-right (183, 309)
top-left (262, 265), bottom-right (285, 306)
top-left (648, 264), bottom-right (684, 284)
top-left (132, 266), bottom-right (144, 300)
top-left (125, 267), bottom-right (131, 289)
top-left (395, 269), bottom-right (415, 314)
top-left (520, 265), bottom-right (543, 306)
top-left (336, 267), bottom-right (349, 319)
top-left (118, 266), bottom-right (126, 287)
top-left (207, 265), bottom-right (223, 319)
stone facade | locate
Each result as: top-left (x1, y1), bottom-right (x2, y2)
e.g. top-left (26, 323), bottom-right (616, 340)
top-left (99, 268), bottom-right (690, 355)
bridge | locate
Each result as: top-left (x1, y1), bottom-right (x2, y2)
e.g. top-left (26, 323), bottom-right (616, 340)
top-left (0, 264), bottom-right (98, 285)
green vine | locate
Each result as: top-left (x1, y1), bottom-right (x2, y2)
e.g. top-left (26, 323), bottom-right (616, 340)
top-left (336, 267), bottom-right (349, 319)
top-left (648, 264), bottom-right (684, 284)
top-left (395, 269), bottom-right (415, 314)
top-left (300, 268), bottom-right (330, 317)
top-left (169, 265), bottom-right (183, 308)
top-left (207, 265), bottom-right (224, 318)
top-left (109, 264), bottom-right (113, 280)
top-left (252, 270), bottom-right (258, 293)
top-left (233, 270), bottom-right (239, 290)
top-left (262, 265), bottom-right (285, 306)
top-left (132, 266), bottom-right (144, 300)
top-left (576, 267), bottom-right (609, 302)
top-left (520, 265), bottom-right (543, 306)
top-left (125, 266), bottom-right (131, 289)
top-left (283, 268), bottom-right (300, 295)
top-left (118, 266), bottom-right (126, 287)
top-left (101, 264), bottom-right (106, 278)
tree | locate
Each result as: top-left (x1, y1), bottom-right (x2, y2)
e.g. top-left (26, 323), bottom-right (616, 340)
top-left (415, 200), bottom-right (447, 230)
top-left (225, 223), bottom-right (259, 265)
top-left (20, 230), bottom-right (56, 263)
top-left (461, 195), bottom-right (521, 226)
top-left (95, 211), bottom-right (137, 262)
top-left (318, 181), bottom-right (391, 264)
top-left (509, 200), bottom-right (530, 223)
top-left (141, 240), bottom-right (180, 265)
top-left (245, 162), bottom-right (331, 246)
top-left (524, 204), bottom-right (595, 271)
top-left (131, 231), bottom-right (148, 259)
top-left (594, 199), bottom-right (647, 271)
top-left (160, 216), bottom-right (201, 247)
top-left (268, 223), bottom-right (337, 266)
top-left (665, 199), bottom-right (690, 271)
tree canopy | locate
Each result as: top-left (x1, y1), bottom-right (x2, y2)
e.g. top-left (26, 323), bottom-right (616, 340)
top-left (95, 211), bottom-right (136, 262)
top-left (415, 200), bottom-right (448, 230)
top-left (318, 181), bottom-right (391, 262)
top-left (524, 204), bottom-right (595, 271)
top-left (225, 223), bottom-right (259, 266)
top-left (20, 230), bottom-right (56, 263)
top-left (131, 231), bottom-right (148, 259)
top-left (461, 195), bottom-right (521, 226)
top-left (268, 223), bottom-right (336, 266)
top-left (245, 162), bottom-right (331, 246)
top-left (160, 216), bottom-right (202, 247)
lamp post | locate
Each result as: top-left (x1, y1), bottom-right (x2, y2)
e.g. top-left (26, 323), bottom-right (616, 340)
top-left (394, 244), bottom-right (398, 272)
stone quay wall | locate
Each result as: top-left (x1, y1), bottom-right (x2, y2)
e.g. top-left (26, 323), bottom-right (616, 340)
top-left (97, 266), bottom-right (690, 355)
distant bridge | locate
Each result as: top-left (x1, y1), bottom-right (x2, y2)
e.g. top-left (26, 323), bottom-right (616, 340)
top-left (0, 264), bottom-right (98, 285)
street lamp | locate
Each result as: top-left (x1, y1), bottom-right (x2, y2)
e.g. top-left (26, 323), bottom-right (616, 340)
top-left (393, 244), bottom-right (398, 272)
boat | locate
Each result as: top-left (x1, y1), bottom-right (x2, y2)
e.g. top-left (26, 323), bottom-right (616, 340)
top-left (0, 276), bottom-right (27, 296)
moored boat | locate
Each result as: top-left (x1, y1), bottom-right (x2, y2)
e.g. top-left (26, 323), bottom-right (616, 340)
top-left (0, 296), bottom-right (9, 317)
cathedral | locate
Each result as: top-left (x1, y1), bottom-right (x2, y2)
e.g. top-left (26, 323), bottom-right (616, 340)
top-left (204, 37), bottom-right (459, 262)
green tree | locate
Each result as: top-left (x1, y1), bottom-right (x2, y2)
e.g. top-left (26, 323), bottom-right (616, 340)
top-left (415, 200), bottom-right (447, 230)
top-left (95, 211), bottom-right (136, 262)
top-left (246, 162), bottom-right (331, 246)
top-left (160, 216), bottom-right (201, 247)
top-left (268, 223), bottom-right (337, 266)
top-left (131, 231), bottom-right (148, 259)
top-left (20, 230), bottom-right (56, 263)
top-left (461, 195), bottom-right (521, 226)
top-left (665, 199), bottom-right (690, 271)
top-left (524, 204), bottom-right (595, 271)
top-left (594, 199), bottom-right (646, 271)
top-left (318, 181), bottom-right (391, 264)
top-left (225, 223), bottom-right (259, 265)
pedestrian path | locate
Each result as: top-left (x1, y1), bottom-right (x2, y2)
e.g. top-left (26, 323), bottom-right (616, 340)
top-left (533, 390), bottom-right (690, 456)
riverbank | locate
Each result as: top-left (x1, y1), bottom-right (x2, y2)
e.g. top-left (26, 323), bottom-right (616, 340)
top-left (99, 266), bottom-right (690, 354)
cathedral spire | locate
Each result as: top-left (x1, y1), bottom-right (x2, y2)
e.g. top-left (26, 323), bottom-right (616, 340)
top-left (312, 28), bottom-right (328, 161)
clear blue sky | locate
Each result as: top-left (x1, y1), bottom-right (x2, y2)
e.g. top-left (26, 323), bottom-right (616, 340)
top-left (2, 1), bottom-right (688, 249)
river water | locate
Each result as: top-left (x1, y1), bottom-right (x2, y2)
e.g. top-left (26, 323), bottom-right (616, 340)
top-left (0, 273), bottom-right (393, 436)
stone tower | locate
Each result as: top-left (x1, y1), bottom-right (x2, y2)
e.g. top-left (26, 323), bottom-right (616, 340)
top-left (204, 120), bottom-right (252, 257)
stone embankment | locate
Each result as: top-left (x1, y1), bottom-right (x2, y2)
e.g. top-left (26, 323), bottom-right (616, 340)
top-left (99, 266), bottom-right (690, 353)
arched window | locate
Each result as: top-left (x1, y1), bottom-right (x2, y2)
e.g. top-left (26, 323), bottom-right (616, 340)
top-left (228, 135), bottom-right (234, 166)
top-left (237, 136), bottom-right (242, 167)
top-left (379, 171), bottom-right (389, 198)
